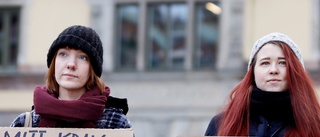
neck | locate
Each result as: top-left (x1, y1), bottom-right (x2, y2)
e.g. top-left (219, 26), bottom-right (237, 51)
top-left (58, 87), bottom-right (86, 100)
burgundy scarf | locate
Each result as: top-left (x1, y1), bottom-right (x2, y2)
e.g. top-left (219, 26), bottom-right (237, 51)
top-left (33, 85), bottom-right (110, 128)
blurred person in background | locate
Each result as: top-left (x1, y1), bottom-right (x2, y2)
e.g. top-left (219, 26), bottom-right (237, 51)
top-left (10, 25), bottom-right (132, 129)
top-left (205, 32), bottom-right (320, 136)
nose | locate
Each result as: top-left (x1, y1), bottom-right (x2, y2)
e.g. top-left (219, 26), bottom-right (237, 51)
top-left (269, 63), bottom-right (279, 75)
top-left (67, 58), bottom-right (76, 70)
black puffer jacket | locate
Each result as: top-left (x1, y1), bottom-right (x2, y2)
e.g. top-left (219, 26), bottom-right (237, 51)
top-left (205, 87), bottom-right (294, 137)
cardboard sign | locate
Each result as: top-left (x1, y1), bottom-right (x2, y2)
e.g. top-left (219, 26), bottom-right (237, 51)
top-left (0, 127), bottom-right (133, 137)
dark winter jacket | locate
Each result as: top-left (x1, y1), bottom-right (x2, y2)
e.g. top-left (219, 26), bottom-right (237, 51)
top-left (205, 113), bottom-right (288, 136)
top-left (205, 87), bottom-right (294, 137)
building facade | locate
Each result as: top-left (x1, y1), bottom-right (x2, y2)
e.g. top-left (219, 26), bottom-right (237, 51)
top-left (0, 0), bottom-right (319, 137)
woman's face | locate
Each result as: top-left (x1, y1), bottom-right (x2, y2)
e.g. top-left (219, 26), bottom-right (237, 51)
top-left (254, 43), bottom-right (288, 92)
top-left (55, 48), bottom-right (90, 92)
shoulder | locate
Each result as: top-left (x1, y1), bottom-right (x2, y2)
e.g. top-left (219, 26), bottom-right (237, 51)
top-left (96, 107), bottom-right (132, 128)
top-left (95, 96), bottom-right (132, 128)
top-left (105, 96), bottom-right (129, 115)
top-left (10, 112), bottom-right (26, 127)
top-left (10, 110), bottom-right (40, 127)
top-left (205, 113), bottom-right (222, 136)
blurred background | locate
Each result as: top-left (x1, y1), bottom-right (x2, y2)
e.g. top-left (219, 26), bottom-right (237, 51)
top-left (1, 0), bottom-right (320, 137)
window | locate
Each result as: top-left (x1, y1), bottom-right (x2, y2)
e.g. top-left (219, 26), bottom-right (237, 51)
top-left (114, 1), bottom-right (221, 71)
top-left (115, 4), bottom-right (139, 70)
top-left (146, 3), bottom-right (187, 70)
top-left (194, 2), bottom-right (220, 69)
top-left (0, 7), bottom-right (20, 70)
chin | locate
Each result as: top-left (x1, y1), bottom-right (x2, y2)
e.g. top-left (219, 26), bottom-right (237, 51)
top-left (60, 84), bottom-right (83, 90)
top-left (266, 88), bottom-right (285, 92)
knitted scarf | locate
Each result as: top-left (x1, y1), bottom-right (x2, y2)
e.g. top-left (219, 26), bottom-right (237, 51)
top-left (33, 85), bottom-right (110, 128)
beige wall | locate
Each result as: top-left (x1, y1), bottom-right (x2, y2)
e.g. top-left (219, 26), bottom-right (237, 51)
top-left (243, 0), bottom-right (312, 64)
top-left (19, 0), bottom-right (90, 72)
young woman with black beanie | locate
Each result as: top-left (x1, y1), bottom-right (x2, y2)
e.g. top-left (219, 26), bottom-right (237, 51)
top-left (10, 25), bottom-right (132, 129)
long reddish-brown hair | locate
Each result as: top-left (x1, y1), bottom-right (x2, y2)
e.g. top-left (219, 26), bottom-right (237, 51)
top-left (217, 41), bottom-right (320, 136)
top-left (45, 47), bottom-right (105, 94)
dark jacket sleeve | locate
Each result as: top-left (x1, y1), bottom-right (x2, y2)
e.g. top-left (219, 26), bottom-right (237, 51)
top-left (205, 114), bottom-right (222, 136)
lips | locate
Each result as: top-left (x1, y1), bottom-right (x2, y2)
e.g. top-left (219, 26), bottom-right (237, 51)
top-left (267, 79), bottom-right (280, 82)
top-left (62, 73), bottom-right (78, 78)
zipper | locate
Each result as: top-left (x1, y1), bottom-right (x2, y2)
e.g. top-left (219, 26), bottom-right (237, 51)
top-left (271, 125), bottom-right (286, 137)
top-left (266, 123), bottom-right (271, 136)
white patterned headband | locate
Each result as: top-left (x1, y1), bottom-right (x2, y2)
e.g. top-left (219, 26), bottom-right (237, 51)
top-left (247, 32), bottom-right (305, 71)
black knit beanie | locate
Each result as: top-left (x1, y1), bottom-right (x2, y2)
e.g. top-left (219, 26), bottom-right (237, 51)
top-left (47, 25), bottom-right (103, 77)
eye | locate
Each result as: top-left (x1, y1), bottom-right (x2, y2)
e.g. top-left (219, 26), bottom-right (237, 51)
top-left (279, 61), bottom-right (286, 65)
top-left (79, 55), bottom-right (88, 61)
top-left (58, 51), bottom-right (67, 57)
top-left (261, 61), bottom-right (270, 66)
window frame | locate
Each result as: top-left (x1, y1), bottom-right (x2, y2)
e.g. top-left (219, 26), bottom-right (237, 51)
top-left (0, 7), bottom-right (20, 73)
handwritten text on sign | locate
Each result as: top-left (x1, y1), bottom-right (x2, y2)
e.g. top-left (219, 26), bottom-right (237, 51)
top-left (0, 127), bottom-right (133, 137)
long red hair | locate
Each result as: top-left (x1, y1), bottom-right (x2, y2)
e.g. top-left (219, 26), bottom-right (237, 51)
top-left (217, 41), bottom-right (320, 136)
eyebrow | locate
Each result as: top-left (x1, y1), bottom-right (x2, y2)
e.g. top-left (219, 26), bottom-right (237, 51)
top-left (259, 57), bottom-right (286, 61)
